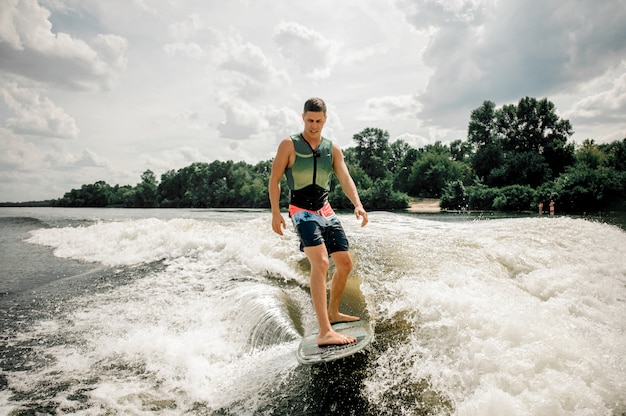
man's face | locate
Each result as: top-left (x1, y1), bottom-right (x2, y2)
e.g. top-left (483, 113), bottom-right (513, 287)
top-left (302, 111), bottom-right (326, 139)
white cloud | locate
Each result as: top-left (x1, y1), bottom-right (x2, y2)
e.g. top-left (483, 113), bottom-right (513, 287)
top-left (395, 132), bottom-right (431, 149)
top-left (163, 13), bottom-right (214, 59)
top-left (0, 128), bottom-right (112, 201)
top-left (164, 42), bottom-right (204, 59)
top-left (91, 33), bottom-right (128, 88)
top-left (130, 0), bottom-right (157, 15)
top-left (1, 1), bottom-right (624, 202)
top-left (0, 0), bottom-right (128, 91)
top-left (396, 0), bottom-right (488, 28)
top-left (215, 35), bottom-right (290, 97)
top-left (343, 43), bottom-right (395, 66)
top-left (273, 21), bottom-right (339, 80)
top-left (217, 99), bottom-right (260, 140)
top-left (216, 97), bottom-right (300, 142)
top-left (361, 95), bottom-right (422, 121)
top-left (0, 128), bottom-right (41, 170)
top-left (567, 70), bottom-right (626, 123)
top-left (0, 169), bottom-right (54, 202)
top-left (168, 13), bottom-right (201, 40)
top-left (396, 0), bottom-right (626, 129)
top-left (0, 81), bottom-right (79, 138)
top-left (139, 146), bottom-right (209, 175)
top-left (208, 33), bottom-right (300, 144)
top-left (44, 148), bottom-right (108, 170)
top-left (0, 0), bottom-right (50, 50)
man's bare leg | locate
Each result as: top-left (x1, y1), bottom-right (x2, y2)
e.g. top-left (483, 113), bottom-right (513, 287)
top-left (304, 245), bottom-right (356, 346)
top-left (328, 251), bottom-right (360, 324)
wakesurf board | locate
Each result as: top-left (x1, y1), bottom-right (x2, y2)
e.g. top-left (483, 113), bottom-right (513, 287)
top-left (296, 320), bottom-right (373, 364)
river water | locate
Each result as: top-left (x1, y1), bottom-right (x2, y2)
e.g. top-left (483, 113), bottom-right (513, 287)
top-left (1, 207), bottom-right (625, 415)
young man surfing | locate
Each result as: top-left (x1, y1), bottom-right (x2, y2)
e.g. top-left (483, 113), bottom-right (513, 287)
top-left (269, 97), bottom-right (368, 346)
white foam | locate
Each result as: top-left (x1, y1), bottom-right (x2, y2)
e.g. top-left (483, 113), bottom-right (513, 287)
top-left (360, 214), bottom-right (626, 414)
top-left (17, 212), bottom-right (626, 414)
top-left (18, 215), bottom-right (304, 410)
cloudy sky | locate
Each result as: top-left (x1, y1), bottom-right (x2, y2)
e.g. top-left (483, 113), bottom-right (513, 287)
top-left (1, 0), bottom-right (625, 202)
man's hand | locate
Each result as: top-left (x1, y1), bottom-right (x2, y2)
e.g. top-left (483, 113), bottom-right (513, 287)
top-left (272, 211), bottom-right (287, 235)
top-left (354, 206), bottom-right (368, 227)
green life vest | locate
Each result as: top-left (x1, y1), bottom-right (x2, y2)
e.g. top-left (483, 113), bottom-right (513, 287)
top-left (285, 134), bottom-right (333, 210)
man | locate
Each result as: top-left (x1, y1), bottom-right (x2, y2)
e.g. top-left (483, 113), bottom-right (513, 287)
top-left (269, 97), bottom-right (368, 346)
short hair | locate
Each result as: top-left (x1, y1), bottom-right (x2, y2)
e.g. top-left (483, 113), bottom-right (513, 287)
top-left (303, 97), bottom-right (326, 115)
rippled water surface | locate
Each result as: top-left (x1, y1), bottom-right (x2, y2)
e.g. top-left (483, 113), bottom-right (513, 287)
top-left (1, 207), bottom-right (625, 415)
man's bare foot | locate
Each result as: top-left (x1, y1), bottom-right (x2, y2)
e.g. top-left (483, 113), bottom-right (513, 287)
top-left (329, 312), bottom-right (360, 324)
top-left (317, 330), bottom-right (357, 346)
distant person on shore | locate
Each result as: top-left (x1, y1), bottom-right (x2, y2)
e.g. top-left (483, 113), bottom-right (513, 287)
top-left (538, 202), bottom-right (544, 215)
top-left (550, 200), bottom-right (555, 215)
top-left (268, 97), bottom-right (368, 346)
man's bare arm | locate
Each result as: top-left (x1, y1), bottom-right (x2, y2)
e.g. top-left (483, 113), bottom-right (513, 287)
top-left (332, 143), bottom-right (368, 227)
top-left (268, 139), bottom-right (293, 235)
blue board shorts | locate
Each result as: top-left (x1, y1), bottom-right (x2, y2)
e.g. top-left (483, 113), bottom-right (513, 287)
top-left (289, 203), bottom-right (349, 254)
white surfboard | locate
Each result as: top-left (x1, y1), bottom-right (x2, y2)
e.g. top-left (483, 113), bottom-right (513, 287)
top-left (296, 320), bottom-right (374, 364)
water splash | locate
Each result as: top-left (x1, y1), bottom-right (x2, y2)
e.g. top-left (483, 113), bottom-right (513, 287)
top-left (2, 211), bottom-right (624, 415)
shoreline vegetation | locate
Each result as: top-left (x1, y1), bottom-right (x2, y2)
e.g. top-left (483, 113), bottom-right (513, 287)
top-left (2, 97), bottom-right (624, 214)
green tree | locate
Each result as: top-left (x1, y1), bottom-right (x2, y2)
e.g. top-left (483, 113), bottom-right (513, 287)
top-left (408, 151), bottom-right (464, 198)
top-left (472, 141), bottom-right (504, 186)
top-left (550, 140), bottom-right (626, 212)
top-left (388, 139), bottom-right (412, 173)
top-left (423, 141), bottom-right (450, 156)
top-left (468, 97), bottom-right (574, 188)
top-left (468, 100), bottom-right (498, 148)
top-left (57, 181), bottom-right (112, 207)
top-left (554, 165), bottom-right (623, 212)
top-left (393, 147), bottom-right (420, 193)
top-left (109, 184), bottom-right (133, 207)
top-left (133, 170), bottom-right (158, 207)
top-left (253, 160), bottom-right (282, 208)
top-left (329, 162), bottom-right (373, 209)
top-left (440, 180), bottom-right (468, 210)
top-left (499, 97), bottom-right (574, 181)
top-left (468, 100), bottom-right (503, 184)
top-left (178, 162), bottom-right (212, 207)
top-left (158, 169), bottom-right (184, 208)
top-left (363, 178), bottom-right (409, 210)
top-left (353, 127), bottom-right (391, 180)
top-left (491, 185), bottom-right (536, 211)
top-left (600, 138), bottom-right (626, 171)
top-left (52, 112), bottom-right (625, 213)
top-left (449, 139), bottom-right (472, 162)
top-left (500, 151), bottom-right (551, 188)
top-left (466, 184), bottom-right (499, 210)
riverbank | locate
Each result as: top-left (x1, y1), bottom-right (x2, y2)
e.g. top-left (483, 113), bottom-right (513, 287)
top-left (407, 197), bottom-right (441, 213)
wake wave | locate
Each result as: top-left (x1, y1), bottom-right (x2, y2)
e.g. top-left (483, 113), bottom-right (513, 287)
top-left (7, 212), bottom-right (626, 415)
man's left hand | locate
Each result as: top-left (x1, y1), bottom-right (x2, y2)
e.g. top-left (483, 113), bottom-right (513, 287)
top-left (354, 206), bottom-right (368, 227)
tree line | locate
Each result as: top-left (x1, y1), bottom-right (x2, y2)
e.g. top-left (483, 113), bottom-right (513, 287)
top-left (54, 96), bottom-right (626, 213)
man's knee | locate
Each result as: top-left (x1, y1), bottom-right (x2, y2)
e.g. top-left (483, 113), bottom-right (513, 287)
top-left (305, 245), bottom-right (330, 270)
top-left (332, 251), bottom-right (353, 271)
